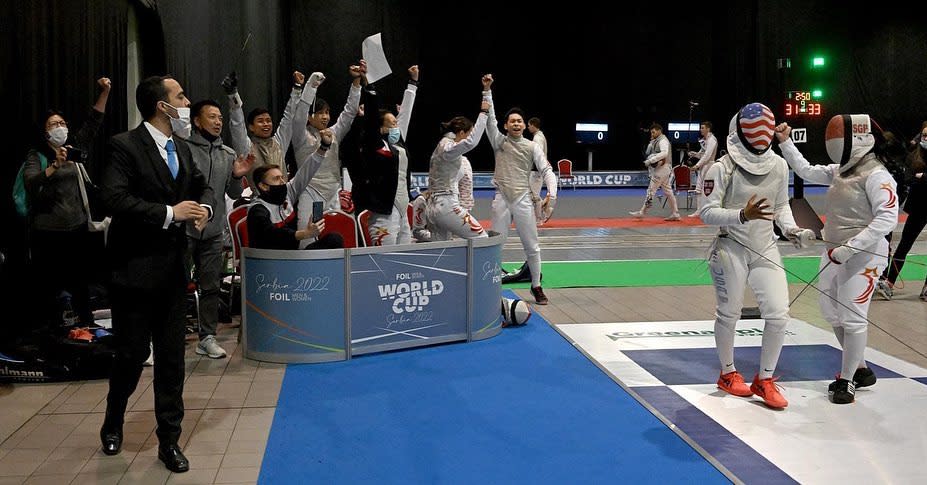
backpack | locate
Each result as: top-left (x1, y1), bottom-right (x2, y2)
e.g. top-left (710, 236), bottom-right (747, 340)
top-left (12, 151), bottom-right (47, 217)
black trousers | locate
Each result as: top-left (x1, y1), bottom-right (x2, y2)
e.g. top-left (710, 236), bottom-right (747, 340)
top-left (884, 211), bottom-right (927, 284)
top-left (104, 281), bottom-right (186, 445)
top-left (30, 228), bottom-right (98, 325)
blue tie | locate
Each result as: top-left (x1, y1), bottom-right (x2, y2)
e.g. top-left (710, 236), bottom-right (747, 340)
top-left (166, 139), bottom-right (179, 179)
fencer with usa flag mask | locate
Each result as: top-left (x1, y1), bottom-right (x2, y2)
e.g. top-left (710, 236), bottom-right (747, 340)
top-left (775, 115), bottom-right (898, 405)
top-left (698, 102), bottom-right (815, 409)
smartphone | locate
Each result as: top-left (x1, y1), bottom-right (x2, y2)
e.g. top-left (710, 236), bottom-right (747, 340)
top-left (311, 201), bottom-right (324, 223)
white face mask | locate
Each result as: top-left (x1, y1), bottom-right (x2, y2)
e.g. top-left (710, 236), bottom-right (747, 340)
top-left (47, 126), bottom-right (68, 147)
top-left (161, 101), bottom-right (192, 138)
top-left (920, 139), bottom-right (927, 151)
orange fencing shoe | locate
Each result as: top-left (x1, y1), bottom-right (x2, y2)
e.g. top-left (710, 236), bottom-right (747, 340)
top-left (717, 371), bottom-right (753, 397)
top-left (750, 374), bottom-right (788, 409)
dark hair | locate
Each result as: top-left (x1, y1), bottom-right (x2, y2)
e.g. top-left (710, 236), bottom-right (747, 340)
top-left (252, 164), bottom-right (281, 187)
top-left (440, 116), bottom-right (473, 135)
top-left (377, 108), bottom-right (394, 127)
top-left (311, 98), bottom-right (330, 115)
top-left (504, 107), bottom-right (525, 123)
top-left (650, 122), bottom-right (663, 131)
top-left (191, 99), bottom-right (221, 119)
top-left (247, 107), bottom-right (271, 126)
top-left (136, 75), bottom-right (172, 120)
top-left (42, 109), bottom-right (66, 127)
top-left (700, 121), bottom-right (713, 131)
top-left (528, 117), bottom-right (541, 128)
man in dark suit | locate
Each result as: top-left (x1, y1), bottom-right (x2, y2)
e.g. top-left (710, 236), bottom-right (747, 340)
top-left (99, 76), bottom-right (213, 473)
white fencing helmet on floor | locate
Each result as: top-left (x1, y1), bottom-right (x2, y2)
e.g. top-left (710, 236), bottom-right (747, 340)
top-left (501, 297), bottom-right (532, 326)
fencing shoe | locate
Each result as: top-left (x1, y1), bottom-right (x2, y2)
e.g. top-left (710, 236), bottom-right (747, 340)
top-left (629, 210), bottom-right (644, 219)
top-left (828, 378), bottom-right (855, 404)
top-left (852, 367), bottom-right (877, 388)
top-left (530, 286), bottom-right (549, 305)
top-left (501, 262), bottom-right (541, 284)
top-left (750, 375), bottom-right (788, 409)
top-left (876, 279), bottom-right (893, 300)
top-left (664, 213), bottom-right (681, 221)
top-left (717, 371), bottom-right (753, 397)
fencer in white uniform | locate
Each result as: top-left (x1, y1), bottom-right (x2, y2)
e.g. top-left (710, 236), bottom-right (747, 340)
top-left (776, 115), bottom-right (898, 404)
top-left (687, 122), bottom-right (718, 216)
top-left (699, 102), bottom-right (815, 410)
top-left (631, 124), bottom-right (680, 220)
top-left (291, 64), bottom-right (363, 248)
top-left (426, 105), bottom-right (489, 241)
top-left (482, 74), bottom-right (557, 305)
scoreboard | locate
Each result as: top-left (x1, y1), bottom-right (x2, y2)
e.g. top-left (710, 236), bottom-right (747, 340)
top-left (784, 91), bottom-right (823, 117)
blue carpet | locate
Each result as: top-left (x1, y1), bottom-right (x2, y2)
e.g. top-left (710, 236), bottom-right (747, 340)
top-left (260, 294), bottom-right (728, 484)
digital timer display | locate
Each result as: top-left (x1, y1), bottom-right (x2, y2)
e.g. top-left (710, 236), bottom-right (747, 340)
top-left (785, 91), bottom-right (823, 117)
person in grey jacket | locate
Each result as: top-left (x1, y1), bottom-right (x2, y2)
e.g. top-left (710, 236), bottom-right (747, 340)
top-left (24, 76), bottom-right (111, 327)
top-left (183, 99), bottom-right (253, 358)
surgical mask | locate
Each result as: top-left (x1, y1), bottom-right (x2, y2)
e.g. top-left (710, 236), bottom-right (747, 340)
top-left (387, 127), bottom-right (401, 145)
top-left (162, 102), bottom-right (192, 138)
top-left (47, 126), bottom-right (68, 147)
top-left (261, 183), bottom-right (288, 205)
top-left (920, 139), bottom-right (927, 151)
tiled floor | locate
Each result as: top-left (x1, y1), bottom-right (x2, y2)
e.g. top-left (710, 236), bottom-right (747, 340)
top-left (2, 191), bottom-right (926, 484)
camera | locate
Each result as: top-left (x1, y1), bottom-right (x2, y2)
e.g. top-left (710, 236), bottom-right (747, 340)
top-left (66, 146), bottom-right (83, 162)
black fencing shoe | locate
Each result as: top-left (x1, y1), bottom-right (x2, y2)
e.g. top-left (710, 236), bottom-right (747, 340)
top-left (828, 378), bottom-right (855, 404)
top-left (853, 367), bottom-right (877, 388)
top-left (530, 286), bottom-right (549, 305)
top-left (502, 263), bottom-right (530, 284)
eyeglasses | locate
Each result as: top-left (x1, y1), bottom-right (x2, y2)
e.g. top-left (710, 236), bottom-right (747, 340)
top-left (46, 120), bottom-right (68, 129)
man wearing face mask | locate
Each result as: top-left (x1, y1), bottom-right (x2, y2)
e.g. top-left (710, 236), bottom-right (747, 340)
top-left (99, 76), bottom-right (214, 473)
top-left (776, 116), bottom-right (898, 405)
top-left (23, 76), bottom-right (111, 328)
top-left (181, 100), bottom-right (254, 358)
top-left (246, 130), bottom-right (344, 251)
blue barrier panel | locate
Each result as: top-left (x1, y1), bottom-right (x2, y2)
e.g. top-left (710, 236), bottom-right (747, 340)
top-left (349, 242), bottom-right (470, 355)
top-left (470, 236), bottom-right (504, 340)
top-left (241, 248), bottom-right (346, 363)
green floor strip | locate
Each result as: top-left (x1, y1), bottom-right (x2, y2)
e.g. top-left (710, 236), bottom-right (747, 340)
top-left (503, 255), bottom-right (927, 289)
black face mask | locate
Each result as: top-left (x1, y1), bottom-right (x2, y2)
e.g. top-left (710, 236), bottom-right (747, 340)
top-left (197, 126), bottom-right (218, 142)
top-left (261, 183), bottom-right (288, 205)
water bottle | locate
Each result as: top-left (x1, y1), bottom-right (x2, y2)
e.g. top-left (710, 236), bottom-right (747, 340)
top-left (59, 291), bottom-right (79, 327)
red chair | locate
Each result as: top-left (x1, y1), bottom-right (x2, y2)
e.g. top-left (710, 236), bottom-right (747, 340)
top-left (557, 159), bottom-right (576, 190)
top-left (672, 164), bottom-right (698, 210)
top-left (320, 210), bottom-right (359, 248)
top-left (407, 202), bottom-right (414, 229)
top-left (227, 205), bottom-right (250, 270)
top-left (357, 209), bottom-right (373, 247)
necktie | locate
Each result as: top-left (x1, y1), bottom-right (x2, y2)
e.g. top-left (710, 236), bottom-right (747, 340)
top-left (166, 139), bottom-right (179, 179)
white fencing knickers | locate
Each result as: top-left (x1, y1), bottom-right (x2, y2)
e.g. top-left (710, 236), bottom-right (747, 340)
top-left (297, 188), bottom-right (339, 249)
top-left (708, 236), bottom-right (790, 378)
top-left (427, 194), bottom-right (486, 241)
top-left (816, 238), bottom-right (888, 379)
top-left (641, 172), bottom-right (679, 214)
top-left (491, 191), bottom-right (541, 287)
top-left (367, 201), bottom-right (412, 246)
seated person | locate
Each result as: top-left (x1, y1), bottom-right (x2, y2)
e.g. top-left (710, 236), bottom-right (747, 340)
top-left (247, 131), bottom-right (344, 250)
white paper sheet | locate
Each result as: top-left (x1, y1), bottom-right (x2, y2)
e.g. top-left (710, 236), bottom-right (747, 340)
top-left (362, 33), bottom-right (392, 84)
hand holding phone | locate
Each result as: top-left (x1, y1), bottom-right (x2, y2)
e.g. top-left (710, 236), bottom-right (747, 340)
top-left (311, 201), bottom-right (324, 223)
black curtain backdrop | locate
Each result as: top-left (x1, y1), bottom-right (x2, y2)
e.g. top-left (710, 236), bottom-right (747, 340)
top-left (3, 0), bottom-right (927, 331)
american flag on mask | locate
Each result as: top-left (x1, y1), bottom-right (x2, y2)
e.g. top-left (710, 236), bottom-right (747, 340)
top-left (739, 103), bottom-right (775, 151)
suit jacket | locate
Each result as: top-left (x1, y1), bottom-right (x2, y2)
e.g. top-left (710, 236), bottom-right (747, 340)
top-left (102, 124), bottom-right (213, 289)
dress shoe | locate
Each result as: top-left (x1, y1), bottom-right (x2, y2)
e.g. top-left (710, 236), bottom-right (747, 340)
top-left (158, 443), bottom-right (190, 473)
top-left (100, 427), bottom-right (123, 456)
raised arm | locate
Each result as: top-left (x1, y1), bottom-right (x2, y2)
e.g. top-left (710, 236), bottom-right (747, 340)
top-left (332, 61), bottom-right (365, 143)
top-left (287, 129), bottom-right (332, 202)
top-left (276, 71), bottom-right (323, 155)
top-left (396, 65), bottom-right (419, 141)
top-left (440, 111), bottom-right (488, 161)
top-left (289, 71), bottom-right (325, 166)
top-left (224, 71), bottom-right (252, 157)
top-left (481, 74), bottom-right (504, 150)
top-left (775, 123), bottom-right (836, 184)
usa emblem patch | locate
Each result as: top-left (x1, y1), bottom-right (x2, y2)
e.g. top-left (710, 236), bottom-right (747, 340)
top-left (704, 180), bottom-right (714, 196)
